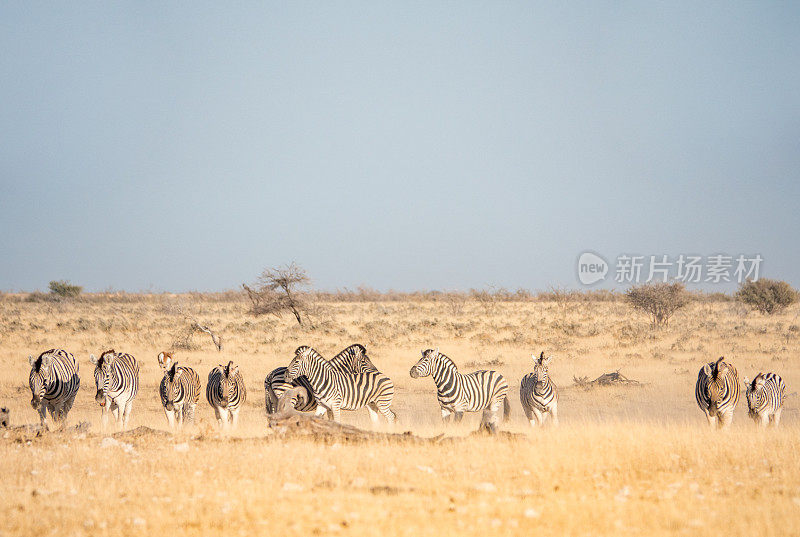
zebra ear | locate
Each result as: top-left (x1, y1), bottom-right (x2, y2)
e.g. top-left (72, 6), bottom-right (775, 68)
top-left (40, 355), bottom-right (51, 370)
top-left (157, 352), bottom-right (166, 368)
top-left (28, 355), bottom-right (35, 367)
top-left (544, 355), bottom-right (553, 365)
top-left (230, 364), bottom-right (239, 377)
top-left (702, 364), bottom-right (712, 376)
top-left (174, 365), bottom-right (183, 378)
top-left (434, 347), bottom-right (439, 355)
top-left (531, 354), bottom-right (537, 362)
top-left (90, 354), bottom-right (99, 365)
top-left (743, 376), bottom-right (750, 387)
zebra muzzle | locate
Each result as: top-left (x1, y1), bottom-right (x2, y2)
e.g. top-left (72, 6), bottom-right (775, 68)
top-left (95, 391), bottom-right (106, 406)
top-left (409, 368), bottom-right (419, 378)
top-left (30, 398), bottom-right (39, 409)
top-left (165, 401), bottom-right (174, 411)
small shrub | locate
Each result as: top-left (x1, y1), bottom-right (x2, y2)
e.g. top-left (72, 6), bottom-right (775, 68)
top-left (48, 280), bottom-right (82, 299)
top-left (625, 282), bottom-right (691, 328)
top-left (735, 279), bottom-right (797, 314)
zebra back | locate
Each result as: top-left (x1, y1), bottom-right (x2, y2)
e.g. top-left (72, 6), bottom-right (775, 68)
top-left (329, 344), bottom-right (379, 374)
top-left (265, 366), bottom-right (318, 413)
top-left (92, 350), bottom-right (139, 403)
top-left (28, 349), bottom-right (80, 405)
top-left (206, 361), bottom-right (247, 411)
top-left (159, 362), bottom-right (201, 409)
top-left (696, 357), bottom-right (740, 415)
top-left (413, 349), bottom-right (508, 413)
top-left (745, 372), bottom-right (786, 417)
top-left (520, 352), bottom-right (558, 413)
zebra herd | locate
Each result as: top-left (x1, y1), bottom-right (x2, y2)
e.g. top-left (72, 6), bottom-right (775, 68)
top-left (22, 347), bottom-right (788, 432)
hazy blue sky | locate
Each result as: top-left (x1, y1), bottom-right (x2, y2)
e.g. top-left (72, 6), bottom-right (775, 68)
top-left (1, 3), bottom-right (798, 292)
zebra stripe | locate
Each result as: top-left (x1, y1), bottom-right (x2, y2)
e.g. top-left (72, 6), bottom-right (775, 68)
top-left (329, 344), bottom-right (379, 374)
top-left (206, 361), bottom-right (247, 428)
top-left (286, 346), bottom-right (396, 423)
top-left (520, 351), bottom-right (559, 427)
top-left (264, 343), bottom-right (378, 416)
top-left (27, 348), bottom-right (80, 429)
top-left (91, 350), bottom-right (140, 430)
top-left (158, 351), bottom-right (201, 428)
top-left (264, 366), bottom-right (318, 414)
top-left (409, 348), bottom-right (510, 433)
top-left (744, 372), bottom-right (786, 427)
top-left (696, 356), bottom-right (740, 429)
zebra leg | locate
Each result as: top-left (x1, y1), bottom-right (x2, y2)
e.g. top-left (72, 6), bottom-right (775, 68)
top-left (36, 404), bottom-right (47, 428)
top-left (453, 412), bottom-right (465, 424)
top-left (314, 405), bottom-right (329, 418)
top-left (757, 413), bottom-right (769, 428)
top-left (718, 411), bottom-right (733, 430)
top-left (704, 411), bottom-right (717, 428)
top-left (480, 409), bottom-right (499, 434)
top-left (441, 408), bottom-right (453, 424)
top-left (164, 408), bottom-right (176, 429)
top-left (231, 409), bottom-right (239, 428)
top-left (121, 401), bottom-right (133, 430)
top-left (549, 404), bottom-right (559, 427)
top-left (100, 401), bottom-right (110, 431)
top-left (529, 408), bottom-right (543, 428)
top-left (366, 403), bottom-right (380, 425)
top-left (185, 404), bottom-right (196, 426)
top-left (378, 402), bottom-right (397, 425)
top-left (771, 409), bottom-right (782, 427)
top-left (331, 406), bottom-right (342, 422)
top-left (110, 401), bottom-right (121, 427)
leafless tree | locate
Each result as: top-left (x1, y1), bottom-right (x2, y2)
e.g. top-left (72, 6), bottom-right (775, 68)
top-left (243, 262), bottom-right (311, 326)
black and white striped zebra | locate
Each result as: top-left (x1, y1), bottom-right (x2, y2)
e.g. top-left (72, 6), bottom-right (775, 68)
top-left (743, 372), bottom-right (786, 427)
top-left (520, 351), bottom-right (559, 427)
top-left (409, 348), bottom-right (510, 433)
top-left (206, 361), bottom-right (247, 428)
top-left (90, 349), bottom-right (139, 430)
top-left (264, 366), bottom-right (320, 415)
top-left (27, 349), bottom-right (80, 429)
top-left (286, 346), bottom-right (396, 424)
top-left (158, 351), bottom-right (201, 428)
top-left (695, 356), bottom-right (740, 429)
top-left (264, 344), bottom-right (378, 416)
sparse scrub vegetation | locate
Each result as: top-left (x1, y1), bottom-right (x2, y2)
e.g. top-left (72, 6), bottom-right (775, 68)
top-left (48, 280), bottom-right (83, 299)
top-left (625, 282), bottom-right (691, 328)
top-left (735, 278), bottom-right (798, 315)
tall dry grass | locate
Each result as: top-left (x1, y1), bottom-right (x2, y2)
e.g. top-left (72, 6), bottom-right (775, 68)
top-left (0, 293), bottom-right (798, 536)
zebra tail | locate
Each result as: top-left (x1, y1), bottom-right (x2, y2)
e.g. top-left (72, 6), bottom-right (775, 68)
top-left (503, 395), bottom-right (511, 422)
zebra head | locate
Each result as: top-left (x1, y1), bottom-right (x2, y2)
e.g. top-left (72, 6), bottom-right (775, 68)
top-left (702, 357), bottom-right (730, 405)
top-left (216, 361), bottom-right (240, 409)
top-left (162, 361), bottom-right (184, 411)
top-left (286, 346), bottom-right (312, 381)
top-left (28, 352), bottom-right (53, 409)
top-left (352, 345), bottom-right (377, 373)
top-left (532, 351), bottom-right (552, 392)
top-left (743, 373), bottom-right (765, 414)
top-left (90, 350), bottom-right (116, 406)
top-left (410, 348), bottom-right (439, 378)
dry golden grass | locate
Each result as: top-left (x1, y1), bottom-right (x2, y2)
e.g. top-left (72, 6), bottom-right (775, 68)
top-left (1, 294), bottom-right (799, 536)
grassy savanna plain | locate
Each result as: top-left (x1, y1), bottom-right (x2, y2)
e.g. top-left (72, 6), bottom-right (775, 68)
top-left (0, 292), bottom-right (799, 536)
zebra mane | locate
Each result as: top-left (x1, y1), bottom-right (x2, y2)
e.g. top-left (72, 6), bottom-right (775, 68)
top-left (36, 348), bottom-right (57, 361)
top-left (296, 346), bottom-right (327, 364)
top-left (427, 349), bottom-right (458, 371)
top-left (713, 357), bottom-right (726, 377)
top-left (333, 344), bottom-right (367, 358)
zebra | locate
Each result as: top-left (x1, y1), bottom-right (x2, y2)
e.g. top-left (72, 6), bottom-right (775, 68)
top-left (90, 349), bottom-right (139, 430)
top-left (409, 348), bottom-right (510, 434)
top-left (520, 351), bottom-right (559, 427)
top-left (27, 349), bottom-right (80, 429)
top-left (158, 351), bottom-right (201, 428)
top-left (285, 346), bottom-right (396, 424)
top-left (206, 361), bottom-right (247, 428)
top-left (264, 344), bottom-right (378, 416)
top-left (695, 356), bottom-right (740, 429)
top-left (743, 372), bottom-right (786, 427)
top-left (264, 366), bottom-right (319, 415)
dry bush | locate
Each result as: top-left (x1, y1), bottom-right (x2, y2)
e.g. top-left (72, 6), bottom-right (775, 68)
top-left (243, 263), bottom-right (312, 326)
top-left (736, 279), bottom-right (798, 315)
top-left (625, 282), bottom-right (691, 328)
top-left (48, 280), bottom-right (82, 299)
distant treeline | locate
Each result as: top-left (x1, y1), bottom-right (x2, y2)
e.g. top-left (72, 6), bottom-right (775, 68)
top-left (2, 286), bottom-right (735, 304)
